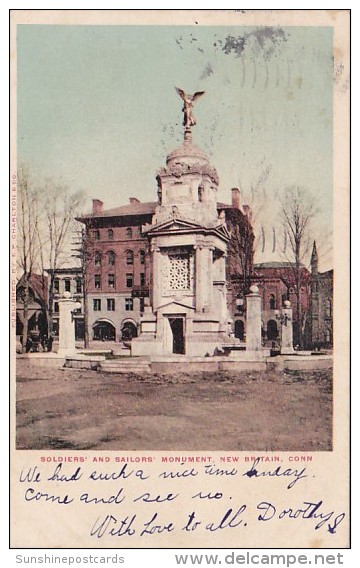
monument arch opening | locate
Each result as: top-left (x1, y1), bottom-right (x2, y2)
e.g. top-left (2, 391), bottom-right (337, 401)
top-left (168, 316), bottom-right (185, 354)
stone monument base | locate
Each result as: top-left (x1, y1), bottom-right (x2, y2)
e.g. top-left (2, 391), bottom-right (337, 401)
top-left (228, 348), bottom-right (271, 360)
top-left (131, 305), bottom-right (237, 358)
top-left (131, 336), bottom-right (234, 358)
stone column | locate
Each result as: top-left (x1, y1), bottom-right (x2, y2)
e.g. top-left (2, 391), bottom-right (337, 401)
top-left (219, 254), bottom-right (227, 321)
top-left (205, 246), bottom-right (214, 312)
top-left (280, 300), bottom-right (294, 354)
top-left (58, 292), bottom-right (78, 355)
top-left (219, 253), bottom-right (226, 282)
top-left (246, 285), bottom-right (262, 352)
top-left (151, 246), bottom-right (161, 312)
top-left (195, 246), bottom-right (204, 313)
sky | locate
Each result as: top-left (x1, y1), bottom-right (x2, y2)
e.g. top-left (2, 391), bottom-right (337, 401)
top-left (17, 23), bottom-right (333, 268)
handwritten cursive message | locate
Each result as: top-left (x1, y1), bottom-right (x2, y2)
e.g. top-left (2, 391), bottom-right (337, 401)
top-left (16, 456), bottom-right (346, 545)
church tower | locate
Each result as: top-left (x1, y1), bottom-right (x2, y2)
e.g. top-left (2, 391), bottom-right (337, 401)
top-left (311, 240), bottom-right (318, 275)
top-left (131, 89), bottom-right (235, 356)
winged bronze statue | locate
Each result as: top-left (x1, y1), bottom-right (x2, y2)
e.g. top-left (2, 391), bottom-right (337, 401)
top-left (175, 87), bottom-right (205, 128)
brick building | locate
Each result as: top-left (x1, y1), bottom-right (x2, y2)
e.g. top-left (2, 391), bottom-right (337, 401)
top-left (77, 189), bottom-right (254, 343)
top-left (309, 241), bottom-right (333, 348)
top-left (251, 261), bottom-right (311, 347)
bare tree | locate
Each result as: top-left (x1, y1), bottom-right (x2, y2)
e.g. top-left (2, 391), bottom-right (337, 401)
top-left (279, 185), bottom-right (317, 347)
top-left (17, 166), bottom-right (42, 353)
top-left (36, 181), bottom-right (85, 339)
top-left (226, 208), bottom-right (255, 296)
top-left (17, 166), bottom-right (85, 350)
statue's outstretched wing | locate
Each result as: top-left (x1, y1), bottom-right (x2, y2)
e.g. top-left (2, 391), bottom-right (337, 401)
top-left (175, 87), bottom-right (186, 100)
top-left (192, 91), bottom-right (205, 101)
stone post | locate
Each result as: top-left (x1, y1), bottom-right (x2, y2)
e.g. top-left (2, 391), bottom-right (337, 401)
top-left (280, 300), bottom-right (294, 354)
top-left (58, 292), bottom-right (79, 355)
top-left (219, 254), bottom-right (227, 322)
top-left (246, 285), bottom-right (262, 352)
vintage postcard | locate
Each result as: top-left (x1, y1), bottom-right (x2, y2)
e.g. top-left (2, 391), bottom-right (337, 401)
top-left (10, 9), bottom-right (350, 549)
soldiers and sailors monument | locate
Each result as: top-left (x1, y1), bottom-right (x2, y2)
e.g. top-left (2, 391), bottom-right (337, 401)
top-left (131, 88), bottom-right (269, 358)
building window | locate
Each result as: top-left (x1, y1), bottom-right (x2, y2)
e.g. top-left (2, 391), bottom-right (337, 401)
top-left (108, 229), bottom-right (114, 240)
top-left (139, 250), bottom-right (145, 264)
top-left (269, 294), bottom-right (276, 310)
top-left (140, 297), bottom-right (145, 313)
top-left (93, 299), bottom-right (101, 311)
top-left (54, 279), bottom-right (59, 293)
top-left (108, 274), bottom-right (115, 288)
top-left (126, 250), bottom-right (134, 265)
top-left (107, 298), bottom-right (115, 311)
top-left (140, 273), bottom-right (145, 286)
top-left (125, 298), bottom-right (133, 311)
top-left (126, 273), bottom-right (133, 288)
top-left (126, 228), bottom-right (133, 239)
top-left (94, 229), bottom-right (100, 241)
top-left (95, 274), bottom-right (101, 289)
top-left (108, 251), bottom-right (115, 266)
top-left (76, 279), bottom-right (82, 294)
top-left (94, 251), bottom-right (101, 267)
top-left (54, 301), bottom-right (59, 313)
top-left (64, 279), bottom-right (71, 292)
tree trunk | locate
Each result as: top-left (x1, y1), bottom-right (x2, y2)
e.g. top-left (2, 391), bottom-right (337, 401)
top-left (83, 283), bottom-right (89, 349)
top-left (47, 277), bottom-right (54, 339)
top-left (21, 308), bottom-right (29, 354)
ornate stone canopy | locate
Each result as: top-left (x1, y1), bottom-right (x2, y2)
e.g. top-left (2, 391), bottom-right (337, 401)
top-left (157, 160), bottom-right (219, 186)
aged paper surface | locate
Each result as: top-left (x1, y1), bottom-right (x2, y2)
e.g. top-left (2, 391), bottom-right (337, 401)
top-left (10, 9), bottom-right (350, 549)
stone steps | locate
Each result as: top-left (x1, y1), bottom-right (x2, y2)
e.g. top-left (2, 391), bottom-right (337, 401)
top-left (100, 358), bottom-right (151, 374)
